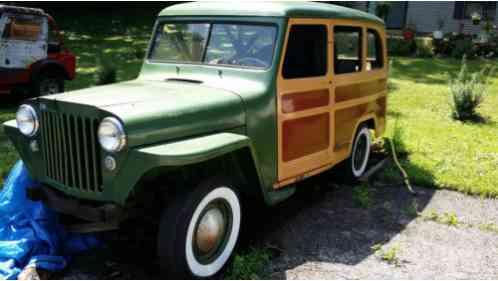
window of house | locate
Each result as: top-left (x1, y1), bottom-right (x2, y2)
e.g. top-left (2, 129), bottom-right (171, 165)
top-left (454, 2), bottom-right (496, 20)
top-left (1, 15), bottom-right (44, 41)
top-left (282, 25), bottom-right (327, 79)
top-left (334, 26), bottom-right (362, 75)
top-left (366, 29), bottom-right (383, 71)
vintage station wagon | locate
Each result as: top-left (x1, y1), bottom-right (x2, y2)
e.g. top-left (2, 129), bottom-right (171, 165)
top-left (4, 2), bottom-right (387, 278)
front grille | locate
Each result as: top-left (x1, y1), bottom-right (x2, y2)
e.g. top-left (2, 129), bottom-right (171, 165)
top-left (40, 111), bottom-right (103, 192)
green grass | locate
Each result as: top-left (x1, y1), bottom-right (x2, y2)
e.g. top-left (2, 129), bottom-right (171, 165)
top-left (384, 57), bottom-right (498, 197)
top-left (0, 13), bottom-right (154, 185)
top-left (224, 247), bottom-right (271, 279)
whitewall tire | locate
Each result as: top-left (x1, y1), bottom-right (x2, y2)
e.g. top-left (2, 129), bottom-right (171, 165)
top-left (158, 179), bottom-right (241, 278)
top-left (348, 125), bottom-right (371, 179)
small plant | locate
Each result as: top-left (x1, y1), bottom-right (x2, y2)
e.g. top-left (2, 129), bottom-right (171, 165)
top-left (352, 184), bottom-right (372, 208)
top-left (441, 212), bottom-right (459, 226)
top-left (94, 59), bottom-right (117, 86)
top-left (372, 243), bottom-right (401, 265)
top-left (449, 56), bottom-right (495, 122)
top-left (224, 247), bottom-right (271, 280)
top-left (471, 12), bottom-right (481, 25)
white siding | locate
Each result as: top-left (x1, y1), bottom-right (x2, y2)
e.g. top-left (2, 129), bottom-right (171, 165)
top-left (406, 2), bottom-right (498, 35)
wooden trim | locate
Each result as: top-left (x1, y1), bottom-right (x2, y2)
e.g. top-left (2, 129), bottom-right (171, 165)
top-left (282, 89), bottom-right (330, 113)
top-left (275, 17), bottom-right (388, 187)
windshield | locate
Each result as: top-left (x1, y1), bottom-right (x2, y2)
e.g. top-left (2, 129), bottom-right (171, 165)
top-left (149, 22), bottom-right (277, 69)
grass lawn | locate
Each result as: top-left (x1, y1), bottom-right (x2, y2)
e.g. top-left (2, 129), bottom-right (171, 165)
top-left (382, 57), bottom-right (498, 197)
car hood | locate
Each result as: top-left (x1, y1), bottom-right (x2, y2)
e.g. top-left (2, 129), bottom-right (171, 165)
top-left (40, 80), bottom-right (246, 147)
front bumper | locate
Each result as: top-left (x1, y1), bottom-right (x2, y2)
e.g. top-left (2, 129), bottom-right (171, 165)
top-left (27, 185), bottom-right (127, 233)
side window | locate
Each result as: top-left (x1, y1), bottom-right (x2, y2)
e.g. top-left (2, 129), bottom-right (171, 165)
top-left (282, 25), bottom-right (327, 79)
top-left (1, 15), bottom-right (44, 41)
top-left (367, 29), bottom-right (384, 70)
top-left (334, 26), bottom-right (362, 75)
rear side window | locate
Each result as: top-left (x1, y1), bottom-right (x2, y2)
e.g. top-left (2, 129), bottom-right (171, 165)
top-left (367, 29), bottom-right (384, 70)
top-left (282, 25), bottom-right (327, 79)
top-left (334, 26), bottom-right (362, 75)
top-left (1, 15), bottom-right (44, 41)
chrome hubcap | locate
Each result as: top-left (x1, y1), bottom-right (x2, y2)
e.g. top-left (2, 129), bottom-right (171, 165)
top-left (196, 207), bottom-right (226, 254)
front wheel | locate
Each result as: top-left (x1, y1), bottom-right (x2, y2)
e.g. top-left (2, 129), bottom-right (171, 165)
top-left (346, 125), bottom-right (371, 180)
top-left (158, 179), bottom-right (241, 278)
top-left (33, 73), bottom-right (64, 97)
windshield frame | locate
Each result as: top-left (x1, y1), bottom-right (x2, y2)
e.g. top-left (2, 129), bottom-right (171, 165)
top-left (146, 19), bottom-right (279, 71)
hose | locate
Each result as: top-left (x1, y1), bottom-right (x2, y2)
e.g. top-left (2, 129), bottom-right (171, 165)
top-left (387, 138), bottom-right (417, 196)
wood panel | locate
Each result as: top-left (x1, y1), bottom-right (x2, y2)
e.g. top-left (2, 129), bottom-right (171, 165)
top-left (282, 89), bottom-right (330, 113)
top-left (335, 78), bottom-right (387, 102)
top-left (282, 113), bottom-right (330, 162)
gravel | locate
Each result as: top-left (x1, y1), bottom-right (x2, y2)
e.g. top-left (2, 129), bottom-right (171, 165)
top-left (263, 184), bottom-right (498, 280)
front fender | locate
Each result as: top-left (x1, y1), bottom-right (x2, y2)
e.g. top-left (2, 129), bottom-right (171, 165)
top-left (110, 133), bottom-right (265, 204)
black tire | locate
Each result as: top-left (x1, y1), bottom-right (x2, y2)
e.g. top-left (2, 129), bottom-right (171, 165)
top-left (157, 178), bottom-right (242, 279)
top-left (32, 72), bottom-right (64, 97)
top-left (345, 124), bottom-right (372, 181)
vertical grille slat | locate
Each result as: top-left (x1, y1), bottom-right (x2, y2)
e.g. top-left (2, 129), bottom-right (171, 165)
top-left (41, 111), bottom-right (103, 193)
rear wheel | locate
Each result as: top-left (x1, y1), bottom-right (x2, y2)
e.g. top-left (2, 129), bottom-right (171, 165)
top-left (346, 125), bottom-right (371, 181)
top-left (33, 72), bottom-right (64, 96)
top-left (158, 178), bottom-right (241, 278)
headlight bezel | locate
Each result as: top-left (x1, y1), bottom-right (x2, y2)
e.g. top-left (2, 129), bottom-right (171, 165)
top-left (16, 104), bottom-right (39, 137)
top-left (98, 117), bottom-right (127, 153)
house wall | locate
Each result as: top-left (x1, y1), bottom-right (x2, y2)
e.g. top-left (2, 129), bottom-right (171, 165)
top-left (349, 1), bottom-right (498, 35)
top-left (405, 2), bottom-right (497, 35)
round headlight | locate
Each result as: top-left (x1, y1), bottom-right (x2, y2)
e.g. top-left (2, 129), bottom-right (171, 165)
top-left (98, 117), bottom-right (126, 152)
top-left (16, 105), bottom-right (39, 137)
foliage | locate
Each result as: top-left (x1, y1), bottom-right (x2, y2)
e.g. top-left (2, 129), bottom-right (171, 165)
top-left (352, 184), bottom-right (372, 208)
top-left (449, 56), bottom-right (495, 122)
top-left (422, 210), bottom-right (459, 226)
top-left (450, 38), bottom-right (476, 59)
top-left (388, 37), bottom-right (415, 56)
top-left (375, 2), bottom-right (391, 21)
top-left (416, 40), bottom-right (434, 58)
top-left (94, 59), bottom-right (118, 86)
top-left (224, 247), bottom-right (271, 280)
top-left (372, 244), bottom-right (401, 265)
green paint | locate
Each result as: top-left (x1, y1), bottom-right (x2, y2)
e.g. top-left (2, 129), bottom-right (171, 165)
top-left (3, 2), bottom-right (383, 206)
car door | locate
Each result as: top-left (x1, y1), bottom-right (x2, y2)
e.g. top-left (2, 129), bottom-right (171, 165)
top-left (0, 14), bottom-right (47, 69)
top-left (276, 19), bottom-right (333, 184)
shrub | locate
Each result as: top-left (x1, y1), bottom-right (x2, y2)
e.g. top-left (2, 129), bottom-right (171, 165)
top-left (416, 39), bottom-right (434, 58)
top-left (224, 247), bottom-right (271, 279)
top-left (94, 59), bottom-right (117, 86)
top-left (388, 37), bottom-right (413, 56)
top-left (449, 56), bottom-right (495, 122)
top-left (449, 36), bottom-right (476, 59)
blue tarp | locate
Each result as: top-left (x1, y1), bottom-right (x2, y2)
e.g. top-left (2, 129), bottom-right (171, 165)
top-left (0, 161), bottom-right (99, 279)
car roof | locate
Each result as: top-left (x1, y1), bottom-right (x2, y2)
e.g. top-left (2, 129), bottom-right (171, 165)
top-left (159, 1), bottom-right (383, 25)
top-left (0, 5), bottom-right (46, 16)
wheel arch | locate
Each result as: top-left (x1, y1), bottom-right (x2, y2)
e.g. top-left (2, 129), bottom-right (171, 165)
top-left (30, 59), bottom-right (71, 82)
top-left (347, 114), bottom-right (378, 155)
top-left (121, 133), bottom-right (268, 207)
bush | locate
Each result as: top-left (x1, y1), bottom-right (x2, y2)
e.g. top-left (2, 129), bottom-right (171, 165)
top-left (94, 59), bottom-right (117, 86)
top-left (416, 39), bottom-right (434, 58)
top-left (388, 37), bottom-right (414, 56)
top-left (450, 38), bottom-right (476, 59)
top-left (449, 56), bottom-right (495, 122)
